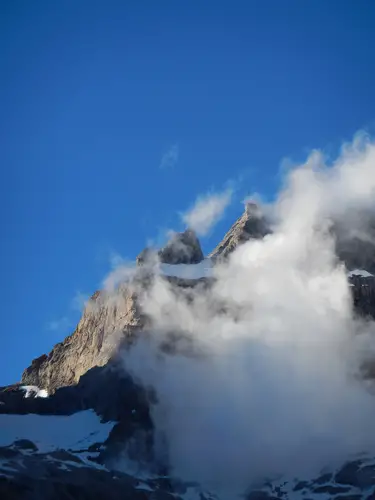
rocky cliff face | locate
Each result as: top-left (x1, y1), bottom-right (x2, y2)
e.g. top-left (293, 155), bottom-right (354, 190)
top-left (21, 229), bottom-right (205, 395)
top-left (21, 286), bottom-right (144, 394)
top-left (3, 205), bottom-right (375, 499)
top-left (209, 202), bottom-right (270, 261)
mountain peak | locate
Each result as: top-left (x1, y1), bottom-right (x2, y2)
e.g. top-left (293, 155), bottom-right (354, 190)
top-left (159, 228), bottom-right (204, 265)
top-left (137, 229), bottom-right (204, 267)
top-left (209, 203), bottom-right (270, 260)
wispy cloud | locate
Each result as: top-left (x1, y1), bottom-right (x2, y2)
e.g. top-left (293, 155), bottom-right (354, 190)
top-left (47, 316), bottom-right (72, 332)
top-left (46, 290), bottom-right (90, 333)
top-left (160, 143), bottom-right (179, 169)
top-left (102, 252), bottom-right (136, 292)
top-left (181, 188), bottom-right (233, 236)
top-left (71, 290), bottom-right (90, 312)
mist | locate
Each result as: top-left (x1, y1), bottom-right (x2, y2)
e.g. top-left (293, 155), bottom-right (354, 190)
top-left (115, 134), bottom-right (375, 494)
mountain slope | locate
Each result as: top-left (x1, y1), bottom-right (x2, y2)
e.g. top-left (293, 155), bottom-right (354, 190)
top-left (2, 207), bottom-right (375, 499)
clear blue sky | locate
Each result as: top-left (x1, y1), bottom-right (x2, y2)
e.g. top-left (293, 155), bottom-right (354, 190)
top-left (1, 1), bottom-right (375, 385)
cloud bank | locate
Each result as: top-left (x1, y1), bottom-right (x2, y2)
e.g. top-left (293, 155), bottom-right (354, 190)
top-left (104, 133), bottom-right (375, 495)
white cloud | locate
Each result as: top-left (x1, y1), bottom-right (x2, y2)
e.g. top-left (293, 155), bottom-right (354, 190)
top-left (160, 143), bottom-right (179, 169)
top-left (116, 133), bottom-right (375, 494)
top-left (181, 189), bottom-right (233, 236)
top-left (71, 291), bottom-right (90, 312)
top-left (102, 252), bottom-right (136, 292)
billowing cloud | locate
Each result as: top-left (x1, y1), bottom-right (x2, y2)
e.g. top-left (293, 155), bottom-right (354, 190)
top-left (181, 189), bottom-right (233, 236)
top-left (96, 133), bottom-right (375, 496)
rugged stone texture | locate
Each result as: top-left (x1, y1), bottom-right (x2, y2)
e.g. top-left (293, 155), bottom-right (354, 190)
top-left (350, 275), bottom-right (375, 320)
top-left (158, 229), bottom-right (204, 264)
top-left (21, 286), bottom-right (145, 394)
top-left (209, 203), bottom-right (270, 261)
top-left (1, 360), bottom-right (154, 474)
top-left (2, 361), bottom-right (151, 423)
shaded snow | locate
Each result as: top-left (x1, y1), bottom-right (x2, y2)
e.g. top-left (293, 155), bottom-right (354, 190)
top-left (180, 487), bottom-right (204, 500)
top-left (348, 269), bottom-right (374, 278)
top-left (135, 482), bottom-right (155, 492)
top-left (0, 410), bottom-right (114, 453)
top-left (159, 259), bottom-right (213, 279)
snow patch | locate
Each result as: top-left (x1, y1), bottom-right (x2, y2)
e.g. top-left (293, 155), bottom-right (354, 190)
top-left (159, 259), bottom-right (213, 280)
top-left (20, 386), bottom-right (48, 398)
top-left (347, 269), bottom-right (374, 278)
top-left (0, 410), bottom-right (114, 453)
top-left (135, 482), bottom-right (155, 492)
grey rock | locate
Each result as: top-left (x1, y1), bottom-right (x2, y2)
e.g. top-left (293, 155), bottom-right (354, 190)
top-left (209, 203), bottom-right (270, 261)
top-left (136, 247), bottom-right (158, 267)
top-left (158, 229), bottom-right (204, 264)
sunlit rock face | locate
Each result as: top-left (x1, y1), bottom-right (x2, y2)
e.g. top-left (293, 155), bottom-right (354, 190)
top-left (209, 203), bottom-right (271, 261)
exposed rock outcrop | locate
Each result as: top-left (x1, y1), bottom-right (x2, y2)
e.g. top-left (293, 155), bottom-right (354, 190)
top-left (209, 202), bottom-right (270, 261)
top-left (136, 247), bottom-right (158, 267)
top-left (351, 275), bottom-right (375, 320)
top-left (21, 286), bottom-right (145, 394)
top-left (158, 229), bottom-right (204, 264)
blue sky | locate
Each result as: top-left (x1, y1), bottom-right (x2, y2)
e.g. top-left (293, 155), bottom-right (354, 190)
top-left (1, 1), bottom-right (375, 385)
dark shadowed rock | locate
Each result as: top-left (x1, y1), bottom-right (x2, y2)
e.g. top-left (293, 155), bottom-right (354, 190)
top-left (335, 460), bottom-right (375, 489)
top-left (350, 275), bottom-right (375, 320)
top-left (158, 229), bottom-right (204, 264)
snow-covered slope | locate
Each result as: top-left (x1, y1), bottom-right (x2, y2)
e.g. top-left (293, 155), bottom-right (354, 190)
top-left (0, 410), bottom-right (114, 453)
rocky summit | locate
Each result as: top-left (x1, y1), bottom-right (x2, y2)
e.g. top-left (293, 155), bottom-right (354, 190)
top-left (2, 205), bottom-right (375, 500)
top-left (209, 202), bottom-right (271, 261)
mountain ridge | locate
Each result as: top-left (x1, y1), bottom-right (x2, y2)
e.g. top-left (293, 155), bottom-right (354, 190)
top-left (2, 204), bottom-right (375, 499)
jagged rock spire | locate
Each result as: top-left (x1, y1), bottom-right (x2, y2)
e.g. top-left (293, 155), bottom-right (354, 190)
top-left (158, 229), bottom-right (204, 264)
top-left (209, 202), bottom-right (270, 260)
top-left (137, 229), bottom-right (204, 267)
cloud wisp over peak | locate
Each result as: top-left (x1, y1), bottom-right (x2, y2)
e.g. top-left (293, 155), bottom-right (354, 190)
top-left (181, 188), bottom-right (233, 236)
